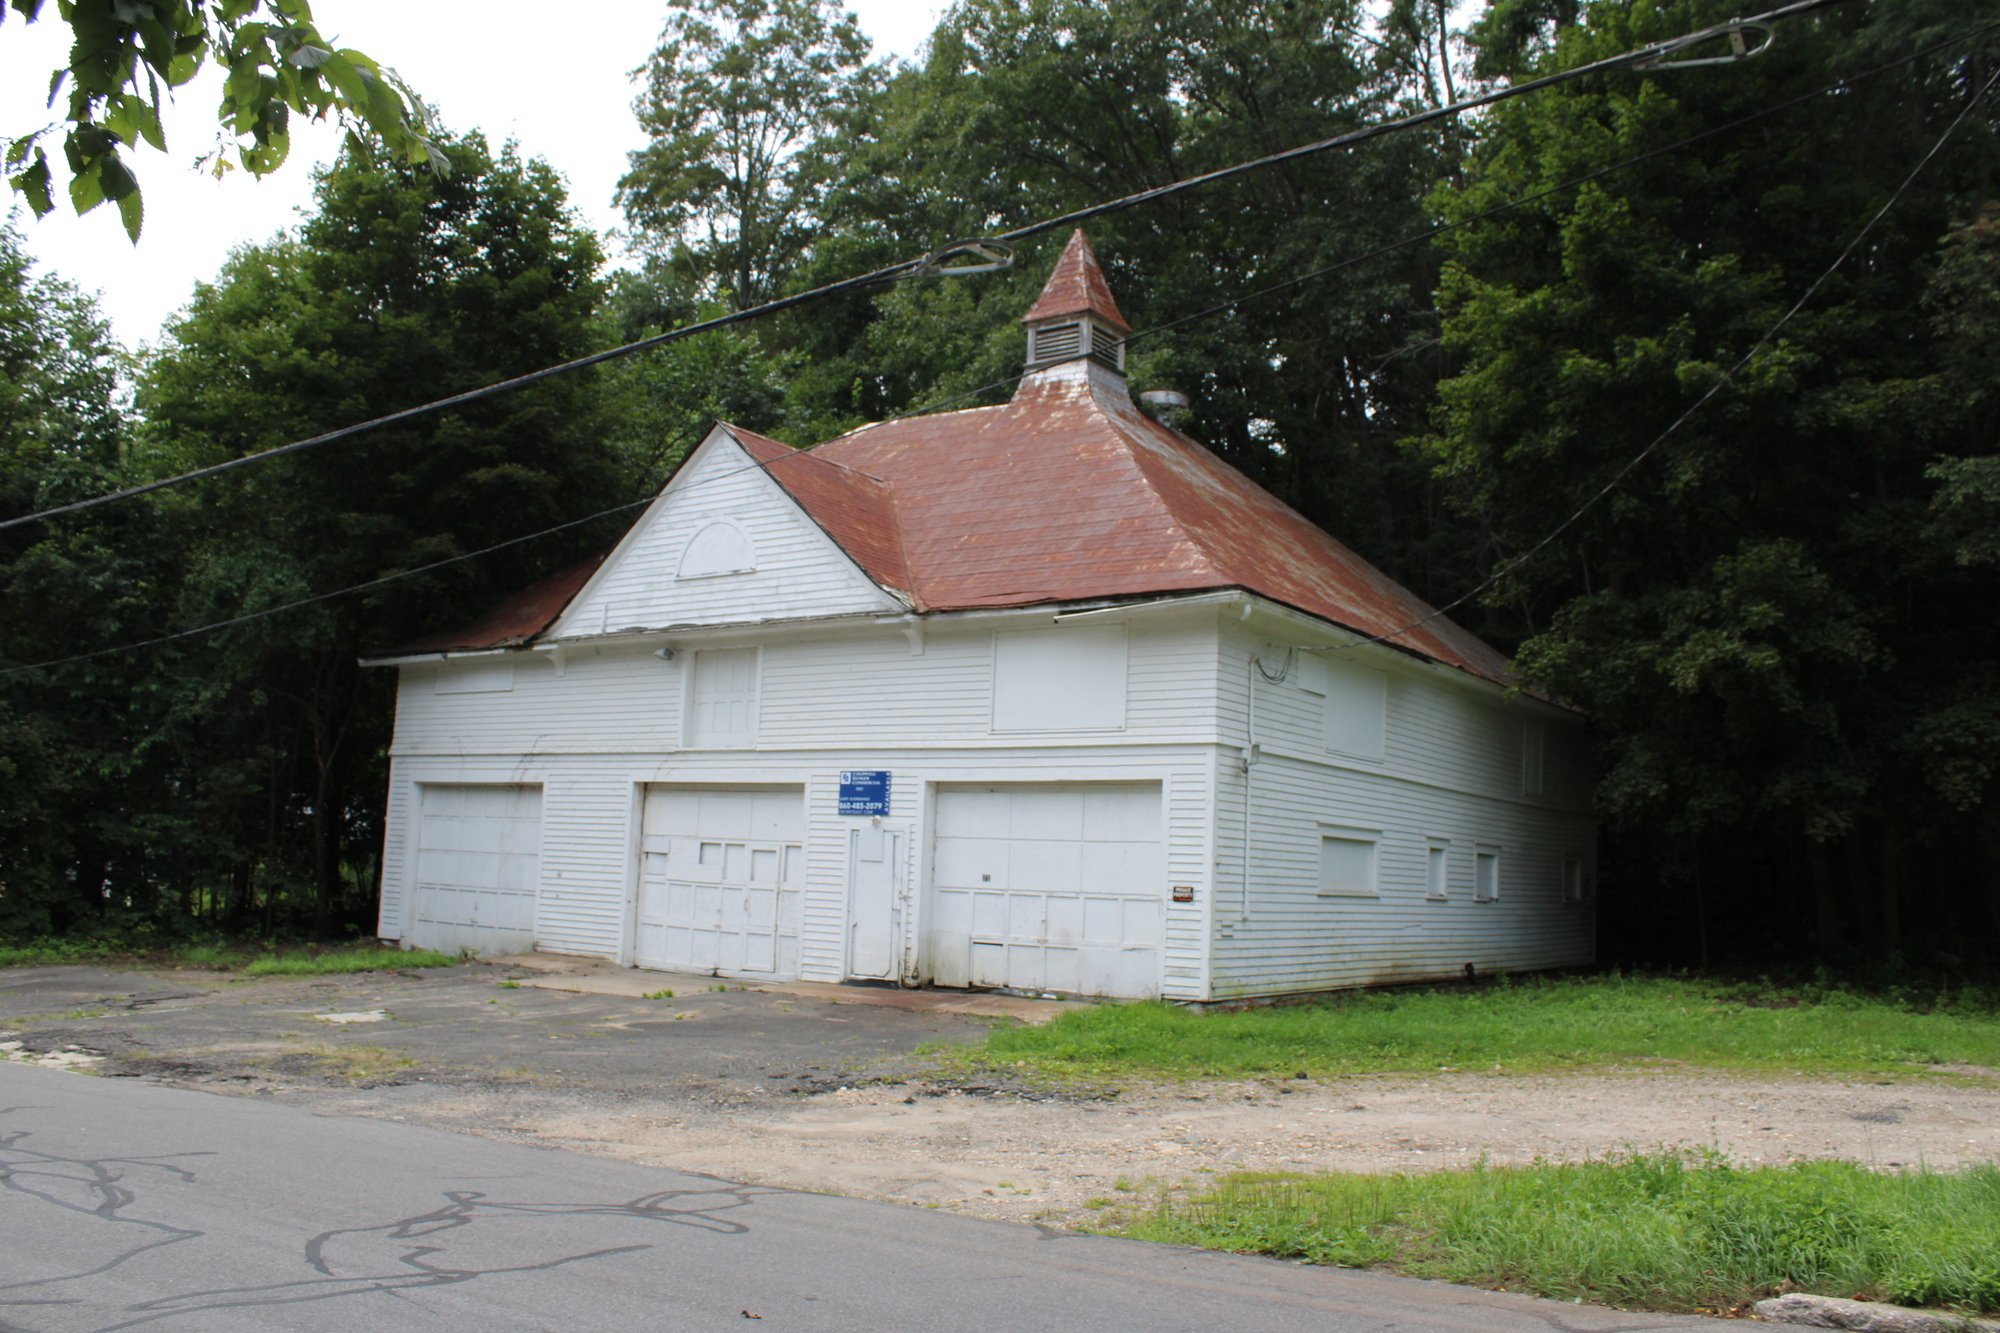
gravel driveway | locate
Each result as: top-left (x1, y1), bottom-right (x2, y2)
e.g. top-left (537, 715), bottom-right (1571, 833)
top-left (5, 956), bottom-right (1997, 1230)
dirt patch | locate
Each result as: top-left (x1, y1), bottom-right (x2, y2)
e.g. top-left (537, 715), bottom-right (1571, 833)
top-left (6, 961), bottom-right (1998, 1233)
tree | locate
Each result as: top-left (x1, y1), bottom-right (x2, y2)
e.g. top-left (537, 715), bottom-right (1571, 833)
top-left (1422, 0), bottom-right (2000, 958)
top-left (136, 129), bottom-right (623, 931)
top-left (770, 0), bottom-right (1475, 601)
top-left (4, 0), bottom-right (443, 240)
top-left (618, 0), bottom-right (884, 310)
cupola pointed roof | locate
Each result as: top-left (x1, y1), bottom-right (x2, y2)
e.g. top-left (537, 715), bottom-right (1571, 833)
top-left (1021, 230), bottom-right (1131, 332)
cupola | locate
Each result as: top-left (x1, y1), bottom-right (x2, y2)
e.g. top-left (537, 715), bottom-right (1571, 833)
top-left (1021, 230), bottom-right (1131, 374)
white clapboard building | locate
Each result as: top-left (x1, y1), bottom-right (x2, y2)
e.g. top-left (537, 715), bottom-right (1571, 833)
top-left (365, 232), bottom-right (1595, 1001)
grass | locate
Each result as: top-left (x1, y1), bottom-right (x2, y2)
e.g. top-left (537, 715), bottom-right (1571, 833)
top-left (1124, 1152), bottom-right (2000, 1316)
top-left (0, 936), bottom-right (459, 976)
top-left (973, 974), bottom-right (2000, 1081)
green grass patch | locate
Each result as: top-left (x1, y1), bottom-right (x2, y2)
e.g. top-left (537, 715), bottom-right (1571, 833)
top-left (240, 946), bottom-right (457, 976)
top-left (1125, 1153), bottom-right (2000, 1316)
top-left (0, 936), bottom-right (458, 976)
top-left (976, 975), bottom-right (2000, 1080)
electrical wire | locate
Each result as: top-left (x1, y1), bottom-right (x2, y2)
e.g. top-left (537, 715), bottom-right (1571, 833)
top-left (0, 0), bottom-right (1858, 536)
top-left (5, 15), bottom-right (1988, 680)
top-left (1307, 56), bottom-right (2000, 665)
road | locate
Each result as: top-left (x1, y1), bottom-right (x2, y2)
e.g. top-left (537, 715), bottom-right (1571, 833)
top-left (0, 1062), bottom-right (1722, 1333)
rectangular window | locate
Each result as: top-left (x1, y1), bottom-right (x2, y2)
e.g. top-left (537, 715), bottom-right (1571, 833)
top-left (1426, 843), bottom-right (1450, 900)
top-left (1317, 834), bottom-right (1378, 897)
top-left (1306, 657), bottom-right (1386, 759)
top-left (688, 647), bottom-right (759, 747)
top-left (1474, 847), bottom-right (1500, 902)
top-left (1563, 857), bottom-right (1585, 903)
top-left (992, 626), bottom-right (1127, 732)
top-left (1521, 720), bottom-right (1545, 795)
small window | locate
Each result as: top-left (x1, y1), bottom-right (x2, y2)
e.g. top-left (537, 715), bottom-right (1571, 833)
top-left (1474, 847), bottom-right (1500, 902)
top-left (1317, 835), bottom-right (1378, 897)
top-left (1563, 856), bottom-right (1585, 903)
top-left (1426, 843), bottom-right (1449, 900)
top-left (1521, 720), bottom-right (1545, 795)
top-left (678, 520), bottom-right (756, 579)
top-left (688, 647), bottom-right (759, 747)
top-left (1316, 658), bottom-right (1387, 759)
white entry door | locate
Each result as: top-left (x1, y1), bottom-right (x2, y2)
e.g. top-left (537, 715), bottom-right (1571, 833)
top-left (410, 783), bottom-right (543, 956)
top-left (635, 787), bottom-right (803, 978)
top-left (846, 823), bottom-right (907, 981)
top-left (928, 782), bottom-right (1163, 998)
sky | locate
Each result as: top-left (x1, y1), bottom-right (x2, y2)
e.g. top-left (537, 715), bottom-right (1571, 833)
top-left (0, 0), bottom-right (943, 349)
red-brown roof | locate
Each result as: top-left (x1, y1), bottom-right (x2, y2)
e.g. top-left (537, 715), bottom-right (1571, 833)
top-left (390, 551), bottom-right (607, 655)
top-left (382, 232), bottom-right (1511, 687)
top-left (1021, 229), bottom-right (1131, 332)
top-left (800, 362), bottom-right (1512, 684)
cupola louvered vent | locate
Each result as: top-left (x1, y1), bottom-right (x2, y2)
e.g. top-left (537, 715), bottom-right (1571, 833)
top-left (1031, 322), bottom-right (1083, 363)
top-left (1091, 323), bottom-right (1123, 365)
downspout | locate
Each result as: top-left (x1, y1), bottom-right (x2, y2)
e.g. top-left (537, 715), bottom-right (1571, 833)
top-left (1240, 615), bottom-right (1258, 924)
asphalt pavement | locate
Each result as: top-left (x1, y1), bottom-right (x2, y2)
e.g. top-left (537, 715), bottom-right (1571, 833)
top-left (0, 1061), bottom-right (1724, 1333)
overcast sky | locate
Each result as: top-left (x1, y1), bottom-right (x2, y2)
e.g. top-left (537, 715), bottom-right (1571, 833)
top-left (1, 1), bottom-right (943, 348)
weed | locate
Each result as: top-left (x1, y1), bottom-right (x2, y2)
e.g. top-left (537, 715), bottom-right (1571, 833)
top-left (1085, 1198), bottom-right (1111, 1210)
top-left (1126, 1152), bottom-right (2000, 1316)
top-left (243, 947), bottom-right (455, 976)
top-left (498, 980), bottom-right (522, 989)
top-left (642, 989), bottom-right (675, 1000)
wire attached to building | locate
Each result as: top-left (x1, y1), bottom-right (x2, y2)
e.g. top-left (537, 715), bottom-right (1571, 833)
top-left (0, 0), bottom-right (1857, 536)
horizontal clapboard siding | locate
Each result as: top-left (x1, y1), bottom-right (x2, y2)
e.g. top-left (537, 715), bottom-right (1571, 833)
top-left (553, 431), bottom-right (899, 636)
top-left (394, 647), bottom-right (677, 755)
top-left (1209, 621), bottom-right (1594, 999)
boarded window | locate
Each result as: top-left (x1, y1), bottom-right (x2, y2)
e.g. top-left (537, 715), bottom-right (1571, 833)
top-left (1427, 843), bottom-right (1450, 899)
top-left (1317, 835), bottom-right (1377, 897)
top-left (1298, 656), bottom-right (1386, 759)
top-left (1474, 847), bottom-right (1500, 902)
top-left (1522, 720), bottom-right (1545, 795)
top-left (434, 660), bottom-right (515, 694)
top-left (688, 647), bottom-right (759, 747)
top-left (677, 520), bottom-right (756, 579)
top-left (992, 627), bottom-right (1127, 732)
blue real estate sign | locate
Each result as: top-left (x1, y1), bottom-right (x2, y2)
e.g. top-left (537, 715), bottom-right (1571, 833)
top-left (838, 770), bottom-right (891, 816)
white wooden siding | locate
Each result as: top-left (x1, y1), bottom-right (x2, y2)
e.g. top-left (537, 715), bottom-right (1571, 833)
top-left (549, 429), bottom-right (901, 637)
top-left (394, 647), bottom-right (676, 756)
top-left (1210, 619), bottom-right (1594, 998)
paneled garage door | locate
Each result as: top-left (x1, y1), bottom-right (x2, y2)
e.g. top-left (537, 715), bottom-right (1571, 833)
top-left (635, 787), bottom-right (804, 978)
top-left (929, 782), bottom-right (1162, 999)
top-left (410, 783), bottom-right (543, 956)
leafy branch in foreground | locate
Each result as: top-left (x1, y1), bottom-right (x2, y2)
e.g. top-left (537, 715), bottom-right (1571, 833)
top-left (3, 0), bottom-right (445, 240)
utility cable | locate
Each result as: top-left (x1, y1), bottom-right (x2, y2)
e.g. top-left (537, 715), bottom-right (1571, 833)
top-left (5, 22), bottom-right (1984, 681)
top-left (0, 0), bottom-right (1858, 535)
top-left (1309, 56), bottom-right (2000, 665)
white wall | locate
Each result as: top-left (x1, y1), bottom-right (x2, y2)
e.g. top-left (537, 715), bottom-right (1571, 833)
top-left (1207, 618), bottom-right (1595, 998)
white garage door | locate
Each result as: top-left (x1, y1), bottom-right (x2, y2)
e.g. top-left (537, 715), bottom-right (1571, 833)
top-left (929, 782), bottom-right (1162, 999)
top-left (636, 788), bottom-right (804, 978)
top-left (411, 784), bottom-right (543, 956)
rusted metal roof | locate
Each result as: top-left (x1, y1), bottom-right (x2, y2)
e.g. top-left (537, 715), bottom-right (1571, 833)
top-left (1022, 229), bottom-right (1131, 332)
top-left (389, 551), bottom-right (607, 655)
top-left (805, 360), bottom-right (1513, 685)
top-left (381, 233), bottom-right (1511, 687)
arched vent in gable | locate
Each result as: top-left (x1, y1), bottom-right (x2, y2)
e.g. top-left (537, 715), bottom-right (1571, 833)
top-left (677, 520), bottom-right (757, 579)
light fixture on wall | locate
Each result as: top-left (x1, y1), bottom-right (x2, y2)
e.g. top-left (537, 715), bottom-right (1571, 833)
top-left (653, 646), bottom-right (677, 661)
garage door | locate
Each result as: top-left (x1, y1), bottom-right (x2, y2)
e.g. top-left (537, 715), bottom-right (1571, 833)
top-left (410, 784), bottom-right (543, 956)
top-left (635, 788), bottom-right (804, 978)
top-left (929, 782), bottom-right (1162, 998)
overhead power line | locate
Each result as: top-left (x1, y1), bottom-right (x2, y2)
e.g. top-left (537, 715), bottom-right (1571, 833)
top-left (0, 0), bottom-right (1856, 536)
top-left (5, 16), bottom-right (1987, 681)
top-left (1313, 57), bottom-right (2000, 666)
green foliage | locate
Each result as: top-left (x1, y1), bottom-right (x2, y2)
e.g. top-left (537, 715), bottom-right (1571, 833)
top-left (619, 0), bottom-right (884, 310)
top-left (1419, 0), bottom-right (2000, 947)
top-left (975, 975), bottom-right (2000, 1079)
top-left (239, 945), bottom-right (453, 974)
top-left (0, 934), bottom-right (453, 972)
top-left (1130, 1154), bottom-right (2000, 1315)
top-left (4, 0), bottom-right (445, 239)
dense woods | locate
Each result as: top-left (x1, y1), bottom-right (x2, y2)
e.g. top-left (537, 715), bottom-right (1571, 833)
top-left (2, 0), bottom-right (1997, 972)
